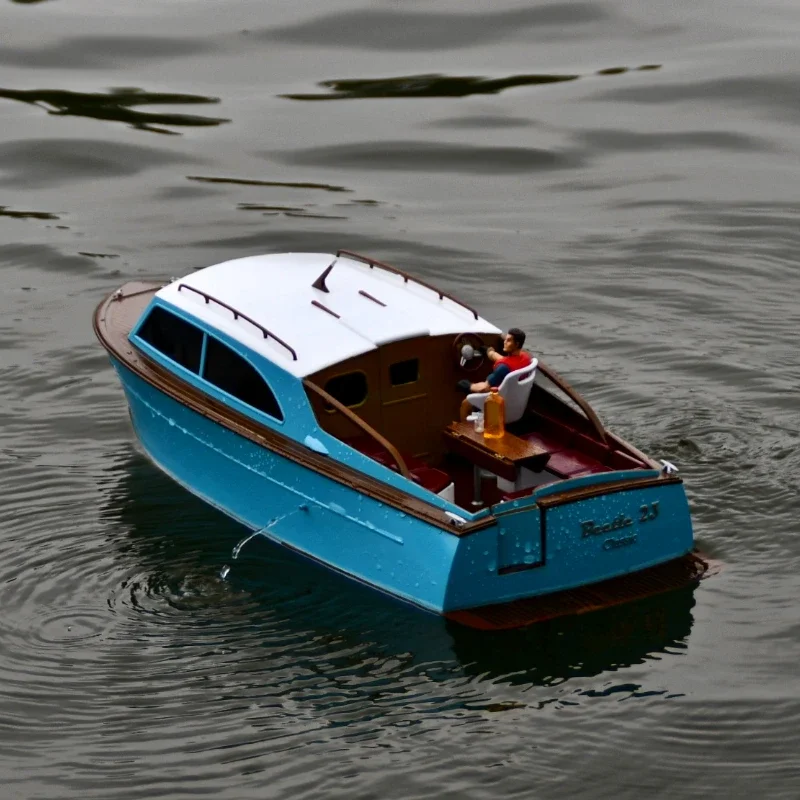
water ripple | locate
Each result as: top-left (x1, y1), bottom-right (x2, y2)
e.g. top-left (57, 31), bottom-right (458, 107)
top-left (0, 138), bottom-right (201, 187)
top-left (0, 35), bottom-right (213, 69)
top-left (596, 75), bottom-right (800, 123)
top-left (269, 140), bottom-right (583, 173)
top-left (258, 6), bottom-right (608, 51)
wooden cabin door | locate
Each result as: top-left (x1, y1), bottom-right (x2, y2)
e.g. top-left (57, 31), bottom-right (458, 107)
top-left (379, 339), bottom-right (431, 459)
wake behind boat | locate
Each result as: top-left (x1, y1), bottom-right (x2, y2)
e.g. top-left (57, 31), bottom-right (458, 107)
top-left (94, 250), bottom-right (704, 629)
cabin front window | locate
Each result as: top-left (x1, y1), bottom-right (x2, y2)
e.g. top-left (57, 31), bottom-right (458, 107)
top-left (324, 371), bottom-right (368, 409)
top-left (389, 358), bottom-right (419, 386)
top-left (137, 306), bottom-right (203, 373)
top-left (203, 336), bottom-right (283, 421)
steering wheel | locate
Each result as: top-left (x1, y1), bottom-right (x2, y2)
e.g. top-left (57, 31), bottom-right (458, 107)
top-left (452, 332), bottom-right (486, 373)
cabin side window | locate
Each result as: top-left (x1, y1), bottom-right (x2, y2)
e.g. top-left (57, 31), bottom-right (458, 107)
top-left (203, 336), bottom-right (284, 421)
top-left (389, 358), bottom-right (419, 386)
top-left (137, 305), bottom-right (203, 373)
top-left (324, 372), bottom-right (368, 409)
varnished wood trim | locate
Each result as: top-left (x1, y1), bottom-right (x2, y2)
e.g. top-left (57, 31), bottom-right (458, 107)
top-left (93, 286), bottom-right (494, 534)
top-left (177, 283), bottom-right (298, 360)
top-left (310, 299), bottom-right (340, 319)
top-left (358, 289), bottom-right (386, 307)
top-left (535, 474), bottom-right (682, 509)
top-left (112, 285), bottom-right (166, 301)
top-left (303, 379), bottom-right (410, 478)
top-left (537, 360), bottom-right (608, 445)
top-left (607, 430), bottom-right (660, 469)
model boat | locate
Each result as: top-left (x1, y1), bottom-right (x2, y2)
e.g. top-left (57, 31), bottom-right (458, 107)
top-left (94, 249), bottom-right (704, 629)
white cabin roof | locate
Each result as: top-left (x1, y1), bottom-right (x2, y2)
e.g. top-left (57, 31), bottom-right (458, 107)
top-left (155, 252), bottom-right (501, 377)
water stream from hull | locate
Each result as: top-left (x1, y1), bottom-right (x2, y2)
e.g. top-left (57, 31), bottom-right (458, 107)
top-left (220, 509), bottom-right (301, 579)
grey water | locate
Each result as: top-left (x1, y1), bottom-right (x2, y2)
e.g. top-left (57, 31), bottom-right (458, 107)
top-left (1, 1), bottom-right (799, 798)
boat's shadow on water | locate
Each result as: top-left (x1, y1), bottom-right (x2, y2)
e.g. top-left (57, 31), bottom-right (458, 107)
top-left (103, 451), bottom-right (697, 688)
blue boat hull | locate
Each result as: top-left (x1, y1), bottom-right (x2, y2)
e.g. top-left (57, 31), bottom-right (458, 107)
top-left (112, 357), bottom-right (695, 615)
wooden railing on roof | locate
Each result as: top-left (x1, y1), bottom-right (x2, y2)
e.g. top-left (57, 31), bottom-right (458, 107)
top-left (177, 283), bottom-right (297, 361)
top-left (303, 379), bottom-right (410, 479)
top-left (336, 249), bottom-right (479, 320)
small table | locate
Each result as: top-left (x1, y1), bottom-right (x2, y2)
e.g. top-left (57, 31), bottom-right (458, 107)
top-left (443, 422), bottom-right (551, 505)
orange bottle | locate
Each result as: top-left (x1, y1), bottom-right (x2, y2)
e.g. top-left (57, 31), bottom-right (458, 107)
top-left (483, 388), bottom-right (505, 439)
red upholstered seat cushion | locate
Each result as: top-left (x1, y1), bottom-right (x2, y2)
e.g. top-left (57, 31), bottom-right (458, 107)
top-left (410, 467), bottom-right (452, 495)
top-left (546, 448), bottom-right (606, 478)
top-left (609, 449), bottom-right (645, 470)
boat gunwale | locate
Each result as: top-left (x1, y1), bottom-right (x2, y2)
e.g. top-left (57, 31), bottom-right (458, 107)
top-left (94, 282), bottom-right (683, 538)
top-left (532, 473), bottom-right (682, 510)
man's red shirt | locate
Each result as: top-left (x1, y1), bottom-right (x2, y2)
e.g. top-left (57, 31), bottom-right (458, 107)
top-left (494, 351), bottom-right (532, 372)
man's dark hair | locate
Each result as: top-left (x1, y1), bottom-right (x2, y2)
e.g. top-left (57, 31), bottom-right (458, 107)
top-left (508, 327), bottom-right (526, 349)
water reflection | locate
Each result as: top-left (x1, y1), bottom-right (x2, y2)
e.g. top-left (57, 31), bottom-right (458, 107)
top-left (282, 73), bottom-right (578, 101)
top-left (597, 65), bottom-right (661, 75)
top-left (237, 202), bottom-right (348, 220)
top-left (105, 453), bottom-right (697, 689)
top-left (449, 588), bottom-right (695, 688)
top-left (77, 252), bottom-right (119, 259)
top-left (0, 87), bottom-right (229, 134)
top-left (186, 175), bottom-right (351, 192)
top-left (283, 66), bottom-right (661, 101)
top-left (0, 205), bottom-right (58, 220)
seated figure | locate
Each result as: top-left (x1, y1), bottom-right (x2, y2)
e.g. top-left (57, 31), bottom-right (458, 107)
top-left (458, 327), bottom-right (532, 421)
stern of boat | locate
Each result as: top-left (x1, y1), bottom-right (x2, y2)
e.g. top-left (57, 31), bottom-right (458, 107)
top-left (443, 471), bottom-right (695, 614)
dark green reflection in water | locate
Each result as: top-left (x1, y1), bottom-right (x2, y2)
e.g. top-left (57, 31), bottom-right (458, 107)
top-left (0, 87), bottom-right (229, 134)
top-left (236, 203), bottom-right (347, 220)
top-left (597, 65), bottom-right (661, 75)
top-left (283, 73), bottom-right (579, 101)
top-left (186, 176), bottom-right (351, 192)
top-left (0, 205), bottom-right (58, 220)
top-left (282, 66), bottom-right (661, 101)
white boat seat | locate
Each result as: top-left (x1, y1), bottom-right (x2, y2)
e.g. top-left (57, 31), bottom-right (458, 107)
top-left (466, 358), bottom-right (538, 424)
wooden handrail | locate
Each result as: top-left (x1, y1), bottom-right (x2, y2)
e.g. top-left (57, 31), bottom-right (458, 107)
top-left (303, 379), bottom-right (410, 479)
top-left (177, 283), bottom-right (298, 361)
top-left (358, 289), bottom-right (386, 307)
top-left (311, 299), bottom-right (340, 319)
top-left (536, 360), bottom-right (608, 446)
top-left (336, 249), bottom-right (480, 320)
top-left (607, 430), bottom-right (660, 470)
